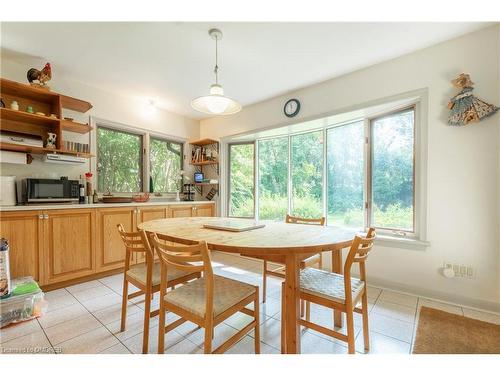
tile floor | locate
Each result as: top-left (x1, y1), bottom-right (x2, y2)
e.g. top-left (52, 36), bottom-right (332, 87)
top-left (1, 252), bottom-right (499, 354)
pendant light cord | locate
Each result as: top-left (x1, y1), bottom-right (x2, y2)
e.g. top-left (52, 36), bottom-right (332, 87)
top-left (214, 36), bottom-right (219, 85)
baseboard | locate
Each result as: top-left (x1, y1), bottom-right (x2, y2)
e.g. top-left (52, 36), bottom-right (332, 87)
top-left (217, 250), bottom-right (500, 315)
top-left (363, 275), bottom-right (500, 314)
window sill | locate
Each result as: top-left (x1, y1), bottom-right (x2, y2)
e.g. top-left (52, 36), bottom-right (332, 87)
top-left (374, 234), bottom-right (430, 251)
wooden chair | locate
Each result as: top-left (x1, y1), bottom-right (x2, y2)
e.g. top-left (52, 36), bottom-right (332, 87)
top-left (150, 234), bottom-right (261, 354)
top-left (263, 214), bottom-right (325, 317)
top-left (117, 224), bottom-right (201, 354)
top-left (281, 228), bottom-right (376, 354)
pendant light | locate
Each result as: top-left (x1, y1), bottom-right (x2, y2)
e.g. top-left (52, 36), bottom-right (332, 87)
top-left (191, 28), bottom-right (241, 116)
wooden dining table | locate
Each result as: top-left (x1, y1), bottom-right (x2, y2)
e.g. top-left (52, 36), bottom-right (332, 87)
top-left (138, 217), bottom-right (356, 354)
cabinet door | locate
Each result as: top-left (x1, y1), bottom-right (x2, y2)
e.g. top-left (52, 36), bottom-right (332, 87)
top-left (96, 207), bottom-right (136, 272)
top-left (43, 209), bottom-right (96, 285)
top-left (194, 204), bottom-right (215, 217)
top-left (137, 206), bottom-right (168, 224)
top-left (135, 206), bottom-right (168, 263)
top-left (0, 211), bottom-right (43, 283)
top-left (168, 205), bottom-right (193, 218)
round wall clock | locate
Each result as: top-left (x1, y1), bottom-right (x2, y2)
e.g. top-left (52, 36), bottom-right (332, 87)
top-left (284, 99), bottom-right (301, 118)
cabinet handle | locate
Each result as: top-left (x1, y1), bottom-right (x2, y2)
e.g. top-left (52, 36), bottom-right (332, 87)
top-left (44, 214), bottom-right (49, 219)
top-left (137, 209), bottom-right (140, 213)
top-left (38, 214), bottom-right (44, 220)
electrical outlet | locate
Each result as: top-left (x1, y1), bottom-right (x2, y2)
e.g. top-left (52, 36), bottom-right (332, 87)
top-left (459, 265), bottom-right (467, 277)
top-left (443, 261), bottom-right (475, 279)
top-left (467, 266), bottom-right (474, 278)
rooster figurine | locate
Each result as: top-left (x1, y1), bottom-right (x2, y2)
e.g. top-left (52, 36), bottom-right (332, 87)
top-left (27, 63), bottom-right (52, 88)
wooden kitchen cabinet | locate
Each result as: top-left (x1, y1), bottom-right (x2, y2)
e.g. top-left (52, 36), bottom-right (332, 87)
top-left (0, 202), bottom-right (215, 288)
top-left (96, 207), bottom-right (136, 272)
top-left (135, 205), bottom-right (168, 263)
top-left (136, 205), bottom-right (168, 224)
top-left (168, 204), bottom-right (215, 218)
top-left (42, 209), bottom-right (96, 285)
top-left (168, 205), bottom-right (194, 218)
top-left (0, 210), bottom-right (43, 283)
top-left (193, 204), bottom-right (215, 217)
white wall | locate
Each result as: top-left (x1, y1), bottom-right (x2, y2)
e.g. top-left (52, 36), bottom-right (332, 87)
top-left (0, 57), bottom-right (200, 183)
top-left (201, 26), bottom-right (500, 310)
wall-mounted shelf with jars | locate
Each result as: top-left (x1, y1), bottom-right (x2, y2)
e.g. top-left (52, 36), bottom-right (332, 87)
top-left (0, 77), bottom-right (93, 158)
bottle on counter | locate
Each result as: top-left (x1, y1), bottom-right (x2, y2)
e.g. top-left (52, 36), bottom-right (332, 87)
top-left (79, 183), bottom-right (85, 204)
top-left (85, 172), bottom-right (93, 202)
top-left (93, 189), bottom-right (99, 204)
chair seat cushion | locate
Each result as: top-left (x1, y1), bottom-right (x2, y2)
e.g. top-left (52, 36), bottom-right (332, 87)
top-left (300, 268), bottom-right (365, 304)
top-left (126, 262), bottom-right (194, 286)
top-left (164, 275), bottom-right (256, 318)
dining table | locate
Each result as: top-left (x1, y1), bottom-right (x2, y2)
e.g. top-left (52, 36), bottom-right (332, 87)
top-left (138, 216), bottom-right (356, 354)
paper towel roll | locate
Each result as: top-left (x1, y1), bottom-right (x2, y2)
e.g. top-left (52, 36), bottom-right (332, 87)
top-left (0, 151), bottom-right (27, 164)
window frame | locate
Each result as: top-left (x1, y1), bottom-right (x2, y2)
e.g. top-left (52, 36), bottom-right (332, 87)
top-left (325, 119), bottom-right (366, 230)
top-left (366, 105), bottom-right (417, 236)
top-left (289, 129), bottom-right (325, 218)
top-left (257, 135), bottom-right (290, 221)
top-left (96, 125), bottom-right (144, 194)
top-left (149, 136), bottom-right (184, 194)
top-left (227, 141), bottom-right (256, 219)
top-left (94, 118), bottom-right (186, 194)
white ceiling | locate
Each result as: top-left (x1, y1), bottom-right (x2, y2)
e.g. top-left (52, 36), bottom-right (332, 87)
top-left (0, 22), bottom-right (491, 119)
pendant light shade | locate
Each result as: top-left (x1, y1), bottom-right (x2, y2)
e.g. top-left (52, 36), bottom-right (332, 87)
top-left (191, 29), bottom-right (242, 116)
top-left (191, 84), bottom-right (241, 115)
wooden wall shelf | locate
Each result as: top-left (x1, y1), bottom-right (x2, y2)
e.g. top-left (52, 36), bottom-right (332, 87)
top-left (1, 107), bottom-right (59, 127)
top-left (60, 119), bottom-right (93, 134)
top-left (190, 160), bottom-right (218, 166)
top-left (0, 78), bottom-right (59, 103)
top-left (0, 142), bottom-right (93, 158)
top-left (190, 138), bottom-right (219, 147)
top-left (1, 77), bottom-right (94, 158)
top-left (60, 94), bottom-right (93, 113)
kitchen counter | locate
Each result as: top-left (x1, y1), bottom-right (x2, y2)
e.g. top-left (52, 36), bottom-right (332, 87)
top-left (0, 200), bottom-right (215, 212)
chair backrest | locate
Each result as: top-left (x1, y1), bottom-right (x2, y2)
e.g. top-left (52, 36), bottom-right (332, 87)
top-left (148, 233), bottom-right (215, 318)
top-left (342, 228), bottom-right (376, 305)
top-left (117, 224), bottom-right (153, 270)
top-left (285, 214), bottom-right (326, 226)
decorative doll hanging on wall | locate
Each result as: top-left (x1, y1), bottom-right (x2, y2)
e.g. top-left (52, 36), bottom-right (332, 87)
top-left (448, 73), bottom-right (498, 126)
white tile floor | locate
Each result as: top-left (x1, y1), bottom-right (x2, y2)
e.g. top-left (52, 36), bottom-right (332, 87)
top-left (1, 251), bottom-right (499, 354)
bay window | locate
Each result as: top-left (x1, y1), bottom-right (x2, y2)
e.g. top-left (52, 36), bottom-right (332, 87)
top-left (226, 103), bottom-right (420, 240)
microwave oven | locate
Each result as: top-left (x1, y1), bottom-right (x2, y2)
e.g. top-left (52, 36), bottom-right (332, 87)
top-left (21, 178), bottom-right (80, 203)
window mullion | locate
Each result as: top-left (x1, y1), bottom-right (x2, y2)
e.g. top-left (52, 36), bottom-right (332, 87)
top-left (322, 128), bottom-right (327, 224)
top-left (365, 118), bottom-right (372, 230)
top-left (254, 141), bottom-right (258, 220)
top-left (287, 135), bottom-right (292, 216)
top-left (143, 133), bottom-right (149, 193)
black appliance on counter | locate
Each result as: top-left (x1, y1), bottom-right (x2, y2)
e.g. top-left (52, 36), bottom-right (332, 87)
top-left (182, 183), bottom-right (195, 201)
top-left (21, 178), bottom-right (80, 204)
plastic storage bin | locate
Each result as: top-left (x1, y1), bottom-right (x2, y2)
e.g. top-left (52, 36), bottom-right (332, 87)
top-left (0, 277), bottom-right (46, 328)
